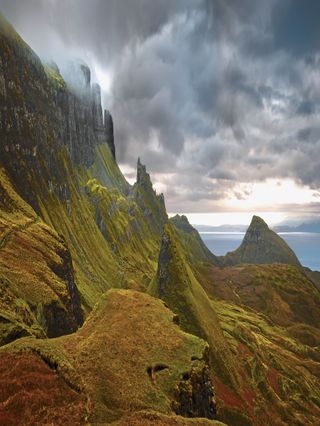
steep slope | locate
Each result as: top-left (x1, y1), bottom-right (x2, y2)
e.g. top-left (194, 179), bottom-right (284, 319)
top-left (221, 216), bottom-right (301, 266)
top-left (201, 263), bottom-right (320, 332)
top-left (150, 224), bottom-right (320, 425)
top-left (148, 225), bottom-right (259, 424)
top-left (0, 290), bottom-right (223, 425)
top-left (0, 14), bottom-right (167, 313)
top-left (211, 298), bottom-right (320, 426)
top-left (170, 215), bottom-right (218, 265)
top-left (0, 167), bottom-right (83, 345)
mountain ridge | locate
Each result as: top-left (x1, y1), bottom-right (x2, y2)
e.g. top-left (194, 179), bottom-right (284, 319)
top-left (0, 13), bottom-right (320, 426)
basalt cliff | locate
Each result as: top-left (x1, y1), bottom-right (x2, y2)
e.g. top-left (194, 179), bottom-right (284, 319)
top-left (0, 15), bottom-right (320, 426)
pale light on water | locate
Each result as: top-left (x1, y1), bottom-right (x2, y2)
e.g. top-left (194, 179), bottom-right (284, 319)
top-left (200, 232), bottom-right (320, 271)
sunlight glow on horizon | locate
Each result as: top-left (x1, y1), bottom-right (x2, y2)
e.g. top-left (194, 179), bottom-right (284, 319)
top-left (119, 165), bottom-right (319, 227)
top-left (168, 179), bottom-right (319, 226)
top-left (225, 179), bottom-right (318, 210)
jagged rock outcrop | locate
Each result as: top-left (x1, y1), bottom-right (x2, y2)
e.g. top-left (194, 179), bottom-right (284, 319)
top-left (221, 215), bottom-right (301, 266)
top-left (104, 109), bottom-right (116, 160)
top-left (170, 215), bottom-right (219, 265)
top-left (92, 83), bottom-right (116, 159)
top-left (173, 363), bottom-right (216, 419)
top-left (132, 158), bottom-right (168, 234)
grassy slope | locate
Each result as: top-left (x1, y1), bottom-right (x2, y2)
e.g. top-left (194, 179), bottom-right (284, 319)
top-left (212, 298), bottom-right (320, 426)
top-left (148, 225), bottom-right (244, 402)
top-left (198, 263), bottom-right (320, 343)
top-left (0, 289), bottom-right (224, 425)
top-left (150, 224), bottom-right (320, 425)
top-left (0, 352), bottom-right (87, 425)
top-left (31, 143), bottom-right (166, 312)
top-left (0, 167), bottom-right (82, 344)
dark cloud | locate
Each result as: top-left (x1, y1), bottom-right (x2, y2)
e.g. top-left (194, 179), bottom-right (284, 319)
top-left (272, 0), bottom-right (320, 56)
top-left (0, 0), bottom-right (195, 62)
top-left (1, 0), bottom-right (320, 214)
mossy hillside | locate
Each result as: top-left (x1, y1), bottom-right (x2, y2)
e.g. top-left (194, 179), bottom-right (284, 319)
top-left (2, 14), bottom-right (320, 426)
top-left (170, 215), bottom-right (218, 265)
top-left (0, 352), bottom-right (87, 426)
top-left (221, 216), bottom-right (301, 267)
top-left (149, 224), bottom-right (241, 393)
top-left (34, 140), bottom-right (168, 305)
top-left (85, 177), bottom-right (160, 287)
top-left (89, 143), bottom-right (129, 193)
top-left (211, 298), bottom-right (320, 426)
top-left (0, 168), bottom-right (35, 219)
top-left (0, 169), bottom-right (83, 345)
top-left (201, 263), bottom-right (320, 330)
top-left (31, 151), bottom-right (120, 311)
top-left (0, 43), bottom-right (154, 307)
top-left (31, 144), bottom-right (163, 310)
top-left (0, 289), bottom-right (217, 424)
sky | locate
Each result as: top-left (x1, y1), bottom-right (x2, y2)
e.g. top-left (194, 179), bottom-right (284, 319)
top-left (1, 0), bottom-right (320, 226)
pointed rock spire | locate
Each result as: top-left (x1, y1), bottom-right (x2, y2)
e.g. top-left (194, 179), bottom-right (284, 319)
top-left (221, 215), bottom-right (301, 266)
top-left (132, 158), bottom-right (167, 234)
top-left (104, 109), bottom-right (115, 160)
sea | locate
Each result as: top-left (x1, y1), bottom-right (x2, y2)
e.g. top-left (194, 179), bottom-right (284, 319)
top-left (199, 231), bottom-right (320, 271)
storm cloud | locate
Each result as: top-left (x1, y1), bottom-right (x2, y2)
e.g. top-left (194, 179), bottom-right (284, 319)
top-left (1, 0), bottom-right (320, 214)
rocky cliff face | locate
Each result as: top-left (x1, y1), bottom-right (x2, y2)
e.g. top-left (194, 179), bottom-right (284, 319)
top-left (221, 215), bottom-right (301, 266)
top-left (0, 16), bottom-right (115, 213)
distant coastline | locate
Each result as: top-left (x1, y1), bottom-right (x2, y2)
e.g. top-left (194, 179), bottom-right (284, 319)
top-left (194, 222), bottom-right (320, 234)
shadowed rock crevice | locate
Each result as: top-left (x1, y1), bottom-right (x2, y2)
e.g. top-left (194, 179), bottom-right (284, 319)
top-left (173, 365), bottom-right (216, 420)
top-left (147, 364), bottom-right (169, 382)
